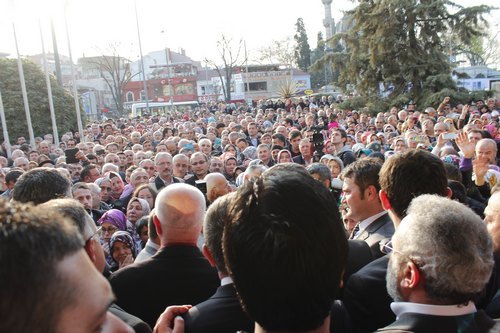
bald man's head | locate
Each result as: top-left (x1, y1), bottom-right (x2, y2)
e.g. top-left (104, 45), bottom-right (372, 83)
top-left (205, 173), bottom-right (231, 203)
top-left (154, 183), bottom-right (206, 245)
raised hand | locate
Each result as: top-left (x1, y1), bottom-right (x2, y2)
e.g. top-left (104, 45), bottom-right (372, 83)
top-left (455, 132), bottom-right (475, 159)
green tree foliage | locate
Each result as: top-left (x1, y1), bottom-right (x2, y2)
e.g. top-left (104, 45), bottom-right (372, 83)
top-left (294, 18), bottom-right (311, 71)
top-left (310, 32), bottom-right (327, 89)
top-left (0, 58), bottom-right (81, 143)
top-left (328, 0), bottom-right (492, 108)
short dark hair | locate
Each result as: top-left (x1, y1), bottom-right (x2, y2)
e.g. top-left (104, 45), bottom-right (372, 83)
top-left (5, 169), bottom-right (24, 184)
top-left (379, 149), bottom-right (448, 219)
top-left (332, 128), bottom-right (348, 139)
top-left (223, 164), bottom-right (348, 331)
top-left (307, 163), bottom-right (331, 183)
top-left (39, 198), bottom-right (93, 238)
top-left (204, 193), bottom-right (235, 275)
top-left (80, 164), bottom-right (98, 182)
top-left (271, 133), bottom-right (286, 144)
top-left (13, 168), bottom-right (71, 205)
top-left (341, 157), bottom-right (383, 199)
top-left (288, 129), bottom-right (301, 140)
top-left (0, 199), bottom-right (83, 332)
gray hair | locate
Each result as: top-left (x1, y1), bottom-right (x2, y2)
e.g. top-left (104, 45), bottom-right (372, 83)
top-left (307, 163), bottom-right (331, 182)
top-left (392, 194), bottom-right (493, 304)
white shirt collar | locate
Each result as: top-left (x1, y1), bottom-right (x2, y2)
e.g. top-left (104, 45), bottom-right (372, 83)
top-left (391, 301), bottom-right (476, 319)
top-left (355, 211), bottom-right (388, 236)
top-left (221, 276), bottom-right (233, 286)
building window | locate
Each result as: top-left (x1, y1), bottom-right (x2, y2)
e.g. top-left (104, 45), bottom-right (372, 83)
top-left (126, 91), bottom-right (134, 102)
top-left (140, 90), bottom-right (146, 101)
top-left (245, 82), bottom-right (267, 92)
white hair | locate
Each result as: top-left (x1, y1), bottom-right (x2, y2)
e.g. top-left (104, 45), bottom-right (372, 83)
top-left (392, 194), bottom-right (493, 304)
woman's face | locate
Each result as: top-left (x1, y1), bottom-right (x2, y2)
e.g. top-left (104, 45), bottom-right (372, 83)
top-left (137, 189), bottom-right (154, 209)
top-left (324, 142), bottom-right (335, 155)
top-left (279, 152), bottom-right (292, 163)
top-left (101, 222), bottom-right (118, 243)
top-left (394, 140), bottom-right (407, 153)
top-left (127, 200), bottom-right (144, 224)
top-left (328, 160), bottom-right (341, 179)
top-left (225, 160), bottom-right (237, 175)
top-left (111, 241), bottom-right (132, 263)
top-left (110, 177), bottom-right (124, 196)
top-left (225, 145), bottom-right (237, 155)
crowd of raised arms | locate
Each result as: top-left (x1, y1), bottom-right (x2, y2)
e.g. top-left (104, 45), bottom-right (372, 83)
top-left (0, 94), bottom-right (499, 333)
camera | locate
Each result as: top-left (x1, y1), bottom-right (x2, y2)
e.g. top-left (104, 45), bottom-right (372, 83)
top-left (309, 125), bottom-right (326, 163)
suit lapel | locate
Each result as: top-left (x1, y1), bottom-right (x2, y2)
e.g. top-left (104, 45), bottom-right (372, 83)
top-left (354, 213), bottom-right (390, 241)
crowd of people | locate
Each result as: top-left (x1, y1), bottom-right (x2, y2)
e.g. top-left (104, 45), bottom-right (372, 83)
top-left (0, 94), bottom-right (499, 332)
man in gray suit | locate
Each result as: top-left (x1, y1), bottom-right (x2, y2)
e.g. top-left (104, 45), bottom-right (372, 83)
top-left (341, 157), bottom-right (394, 258)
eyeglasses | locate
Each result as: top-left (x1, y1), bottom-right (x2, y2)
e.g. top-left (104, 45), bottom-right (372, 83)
top-left (86, 226), bottom-right (102, 245)
top-left (101, 226), bottom-right (118, 234)
top-left (380, 240), bottom-right (404, 256)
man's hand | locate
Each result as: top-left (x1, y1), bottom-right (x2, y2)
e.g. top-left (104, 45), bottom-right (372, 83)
top-left (75, 150), bottom-right (87, 162)
top-left (436, 133), bottom-right (448, 148)
top-left (460, 104), bottom-right (470, 119)
top-left (473, 159), bottom-right (489, 186)
top-left (154, 305), bottom-right (191, 333)
top-left (455, 132), bottom-right (475, 159)
top-left (443, 96), bottom-right (450, 104)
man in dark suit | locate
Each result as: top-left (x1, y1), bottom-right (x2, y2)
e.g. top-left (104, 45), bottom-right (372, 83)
top-left (223, 164), bottom-right (348, 332)
top-left (292, 138), bottom-right (313, 166)
top-left (343, 150), bottom-right (451, 333)
top-left (377, 195), bottom-right (495, 332)
top-left (150, 152), bottom-right (184, 192)
top-left (183, 193), bottom-right (253, 333)
top-left (340, 157), bottom-right (394, 258)
top-left (110, 183), bottom-right (219, 328)
top-left (246, 122), bottom-right (261, 147)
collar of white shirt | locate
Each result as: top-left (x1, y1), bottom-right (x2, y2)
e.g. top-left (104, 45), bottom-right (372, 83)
top-left (221, 276), bottom-right (233, 286)
top-left (391, 301), bottom-right (477, 319)
top-left (354, 211), bottom-right (388, 237)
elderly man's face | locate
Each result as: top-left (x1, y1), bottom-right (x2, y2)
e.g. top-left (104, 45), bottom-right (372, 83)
top-left (476, 141), bottom-right (496, 164)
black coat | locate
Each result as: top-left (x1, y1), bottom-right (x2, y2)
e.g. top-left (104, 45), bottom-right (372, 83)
top-left (342, 255), bottom-right (394, 333)
top-left (109, 245), bottom-right (219, 328)
top-left (183, 283), bottom-right (254, 333)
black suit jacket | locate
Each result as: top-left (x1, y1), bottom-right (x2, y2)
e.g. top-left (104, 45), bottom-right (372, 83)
top-left (183, 283), bottom-right (254, 333)
top-left (151, 175), bottom-right (184, 192)
top-left (108, 304), bottom-right (152, 333)
top-left (109, 245), bottom-right (219, 328)
top-left (376, 310), bottom-right (495, 333)
top-left (352, 213), bottom-right (394, 259)
top-left (342, 255), bottom-right (394, 333)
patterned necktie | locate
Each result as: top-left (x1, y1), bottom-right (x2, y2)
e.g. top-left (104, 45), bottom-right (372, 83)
top-left (350, 223), bottom-right (360, 240)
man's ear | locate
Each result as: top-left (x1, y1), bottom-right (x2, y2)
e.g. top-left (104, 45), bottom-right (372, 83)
top-left (446, 187), bottom-right (453, 199)
top-left (400, 261), bottom-right (421, 290)
top-left (202, 244), bottom-right (216, 268)
top-left (366, 185), bottom-right (378, 201)
top-left (153, 215), bottom-right (162, 237)
top-left (84, 239), bottom-right (97, 264)
top-left (379, 190), bottom-right (392, 211)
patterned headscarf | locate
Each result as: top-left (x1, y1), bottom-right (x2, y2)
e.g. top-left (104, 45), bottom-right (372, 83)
top-left (109, 231), bottom-right (136, 260)
top-left (98, 209), bottom-right (127, 231)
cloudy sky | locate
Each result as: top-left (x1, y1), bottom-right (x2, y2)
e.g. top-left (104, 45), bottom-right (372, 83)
top-left (0, 0), bottom-right (498, 64)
